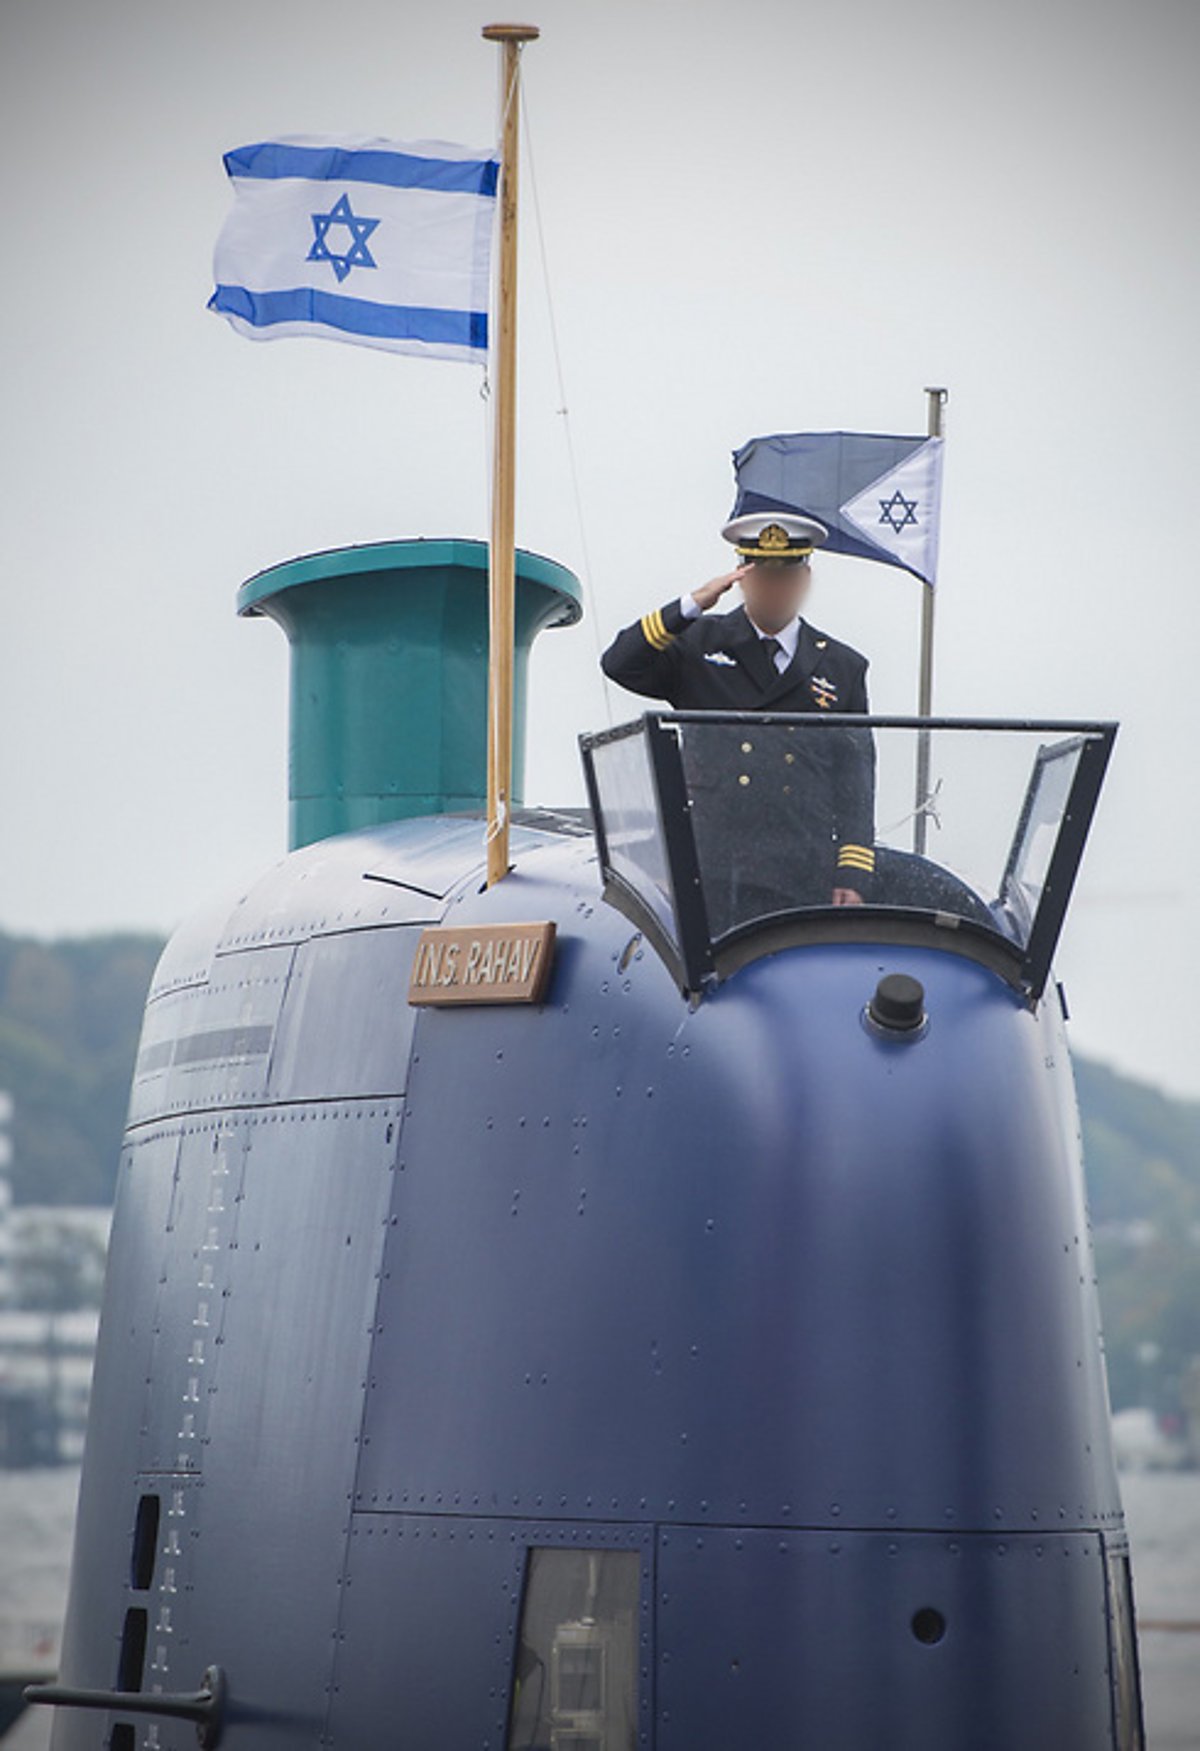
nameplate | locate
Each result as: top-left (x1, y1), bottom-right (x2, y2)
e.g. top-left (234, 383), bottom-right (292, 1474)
top-left (408, 922), bottom-right (557, 1007)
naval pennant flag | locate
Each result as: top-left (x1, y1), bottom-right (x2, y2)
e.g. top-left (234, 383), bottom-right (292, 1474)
top-left (732, 431), bottom-right (945, 585)
top-left (209, 135), bottom-right (499, 362)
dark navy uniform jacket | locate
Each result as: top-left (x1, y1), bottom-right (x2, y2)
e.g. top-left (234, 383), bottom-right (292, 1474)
top-left (600, 597), bottom-right (876, 921)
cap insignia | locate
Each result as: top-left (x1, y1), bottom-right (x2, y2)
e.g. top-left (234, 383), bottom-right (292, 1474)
top-left (758, 523), bottom-right (791, 553)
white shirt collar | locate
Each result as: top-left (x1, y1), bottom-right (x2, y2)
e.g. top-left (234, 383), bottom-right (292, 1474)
top-left (746, 611), bottom-right (802, 667)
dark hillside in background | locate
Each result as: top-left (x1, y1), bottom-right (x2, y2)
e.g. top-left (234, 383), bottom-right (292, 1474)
top-left (1074, 1057), bottom-right (1200, 1419)
top-left (0, 930), bottom-right (162, 1204)
top-left (0, 928), bottom-right (1197, 1415)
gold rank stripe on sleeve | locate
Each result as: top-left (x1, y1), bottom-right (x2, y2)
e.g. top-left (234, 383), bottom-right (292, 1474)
top-left (837, 845), bottom-right (876, 872)
top-left (639, 609), bottom-right (674, 651)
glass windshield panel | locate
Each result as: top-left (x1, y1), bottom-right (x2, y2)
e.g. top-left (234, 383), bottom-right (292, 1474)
top-left (507, 1548), bottom-right (639, 1751)
top-left (680, 716), bottom-right (878, 936)
top-left (1000, 735), bottom-right (1087, 935)
top-left (675, 719), bottom-right (1098, 948)
top-left (586, 729), bottom-right (675, 939)
top-left (584, 716), bottom-right (1110, 974)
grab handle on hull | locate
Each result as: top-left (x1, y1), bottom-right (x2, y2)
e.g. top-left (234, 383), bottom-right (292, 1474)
top-left (24, 1663), bottom-right (226, 1748)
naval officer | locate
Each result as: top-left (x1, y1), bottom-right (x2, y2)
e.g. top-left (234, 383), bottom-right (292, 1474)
top-left (600, 513), bottom-right (875, 921)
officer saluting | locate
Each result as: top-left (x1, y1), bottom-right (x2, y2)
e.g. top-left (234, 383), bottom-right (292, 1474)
top-left (600, 512), bottom-right (875, 912)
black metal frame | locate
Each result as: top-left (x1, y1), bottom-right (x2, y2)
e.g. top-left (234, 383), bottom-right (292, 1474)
top-left (579, 713), bottom-right (1117, 1004)
top-left (1020, 726), bottom-right (1115, 999)
top-left (643, 716), bottom-right (715, 990)
top-left (581, 717), bottom-right (716, 992)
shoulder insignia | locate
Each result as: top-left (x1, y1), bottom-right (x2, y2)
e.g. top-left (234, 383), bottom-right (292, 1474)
top-left (837, 843), bottom-right (876, 875)
top-left (640, 609), bottom-right (674, 651)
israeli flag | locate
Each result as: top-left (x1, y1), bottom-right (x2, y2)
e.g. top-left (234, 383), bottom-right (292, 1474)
top-left (732, 431), bottom-right (946, 584)
top-left (209, 135), bottom-right (499, 363)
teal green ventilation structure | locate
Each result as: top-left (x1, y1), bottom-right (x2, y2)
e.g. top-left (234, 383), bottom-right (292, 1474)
top-left (238, 538), bottom-right (582, 850)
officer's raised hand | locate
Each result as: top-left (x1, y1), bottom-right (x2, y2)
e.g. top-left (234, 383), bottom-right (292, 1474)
top-left (690, 565), bottom-right (751, 613)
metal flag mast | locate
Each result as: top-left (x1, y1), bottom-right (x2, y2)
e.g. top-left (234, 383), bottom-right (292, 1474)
top-left (913, 384), bottom-right (948, 856)
top-left (483, 22), bottom-right (539, 886)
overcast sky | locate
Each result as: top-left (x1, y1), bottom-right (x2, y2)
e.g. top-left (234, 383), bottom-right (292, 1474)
top-left (1, 0), bottom-right (1198, 1096)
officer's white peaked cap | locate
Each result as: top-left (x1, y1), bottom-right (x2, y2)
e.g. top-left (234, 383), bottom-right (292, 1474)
top-left (721, 512), bottom-right (829, 561)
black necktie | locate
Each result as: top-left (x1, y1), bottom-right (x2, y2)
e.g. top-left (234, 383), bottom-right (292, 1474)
top-left (760, 636), bottom-right (782, 672)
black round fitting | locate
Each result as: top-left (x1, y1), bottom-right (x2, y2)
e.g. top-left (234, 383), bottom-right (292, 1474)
top-left (911, 1606), bottom-right (947, 1644)
top-left (868, 973), bottom-right (926, 1034)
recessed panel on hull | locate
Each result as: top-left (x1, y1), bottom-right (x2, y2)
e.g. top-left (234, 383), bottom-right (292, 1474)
top-left (267, 927), bottom-right (425, 1099)
top-left (215, 824), bottom-right (454, 953)
top-left (356, 935), bottom-right (1119, 1531)
top-left (128, 946), bottom-right (296, 1126)
top-left (213, 815), bottom-right (506, 956)
top-left (55, 1128), bottom-right (183, 1702)
top-left (135, 1119), bottom-right (250, 1475)
top-left (655, 1526), bottom-right (1113, 1751)
top-left (326, 1518), bottom-right (652, 1750)
top-left (184, 1102), bottom-right (399, 1749)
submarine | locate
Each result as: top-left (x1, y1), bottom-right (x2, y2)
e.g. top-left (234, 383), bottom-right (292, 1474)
top-left (31, 535), bottom-right (1144, 1749)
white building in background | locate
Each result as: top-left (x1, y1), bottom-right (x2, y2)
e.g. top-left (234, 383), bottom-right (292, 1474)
top-left (0, 1094), bottom-right (111, 1463)
top-left (0, 1308), bottom-right (101, 1464)
top-left (1111, 1406), bottom-right (1189, 1472)
top-left (0, 1203), bottom-right (110, 1465)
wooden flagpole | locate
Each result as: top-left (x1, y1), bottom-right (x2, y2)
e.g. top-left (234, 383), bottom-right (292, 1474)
top-left (483, 23), bottom-right (538, 886)
top-left (913, 385), bottom-right (947, 856)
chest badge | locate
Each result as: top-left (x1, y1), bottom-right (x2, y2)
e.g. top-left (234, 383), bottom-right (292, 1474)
top-left (811, 673), bottom-right (839, 710)
top-left (703, 650), bottom-right (737, 666)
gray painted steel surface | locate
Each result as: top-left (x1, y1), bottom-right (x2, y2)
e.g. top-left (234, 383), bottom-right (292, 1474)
top-left (51, 814), bottom-right (1138, 1749)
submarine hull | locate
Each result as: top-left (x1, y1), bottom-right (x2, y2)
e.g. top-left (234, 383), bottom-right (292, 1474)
top-left (51, 814), bottom-right (1139, 1750)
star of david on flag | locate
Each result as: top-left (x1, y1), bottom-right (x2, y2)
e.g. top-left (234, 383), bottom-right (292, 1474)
top-left (209, 134), bottom-right (499, 362)
top-left (307, 193), bottom-right (380, 282)
top-left (731, 431), bottom-right (946, 584)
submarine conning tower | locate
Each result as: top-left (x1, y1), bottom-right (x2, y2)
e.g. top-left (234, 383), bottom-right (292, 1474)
top-left (45, 530), bottom-right (1146, 1751)
top-left (237, 536), bottom-right (582, 848)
